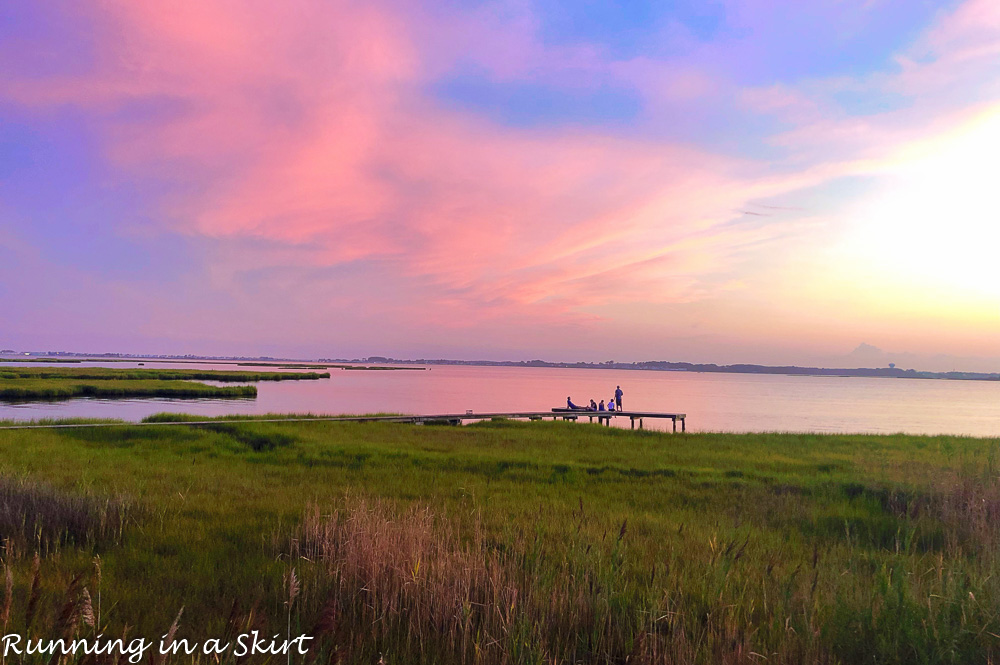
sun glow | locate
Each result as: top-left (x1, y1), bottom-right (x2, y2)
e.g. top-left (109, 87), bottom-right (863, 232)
top-left (841, 108), bottom-right (1000, 302)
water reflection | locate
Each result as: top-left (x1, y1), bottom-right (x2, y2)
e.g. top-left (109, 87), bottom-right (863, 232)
top-left (2, 361), bottom-right (1000, 436)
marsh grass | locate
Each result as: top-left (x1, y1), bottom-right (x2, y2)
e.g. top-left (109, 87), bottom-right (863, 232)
top-left (286, 481), bottom-right (1000, 665)
top-left (0, 554), bottom-right (150, 665)
top-left (0, 476), bottom-right (133, 558)
top-left (195, 423), bottom-right (298, 452)
top-left (0, 368), bottom-right (331, 382)
top-left (0, 367), bottom-right (331, 402)
top-left (291, 497), bottom-right (665, 664)
top-left (0, 379), bottom-right (257, 401)
top-left (1, 418), bottom-right (999, 663)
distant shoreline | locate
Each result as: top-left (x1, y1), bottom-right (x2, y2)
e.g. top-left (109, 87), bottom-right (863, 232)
top-left (3, 353), bottom-right (998, 382)
top-left (361, 358), bottom-right (1000, 382)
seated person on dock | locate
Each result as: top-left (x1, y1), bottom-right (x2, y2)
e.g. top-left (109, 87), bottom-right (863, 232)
top-left (608, 399), bottom-right (615, 411)
top-left (589, 399), bottom-right (598, 411)
top-left (598, 400), bottom-right (606, 411)
top-left (567, 397), bottom-right (582, 410)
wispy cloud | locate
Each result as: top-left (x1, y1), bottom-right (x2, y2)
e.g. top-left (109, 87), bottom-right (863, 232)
top-left (1, 0), bottom-right (998, 362)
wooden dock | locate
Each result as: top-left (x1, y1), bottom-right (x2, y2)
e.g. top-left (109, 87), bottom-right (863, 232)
top-left (0, 410), bottom-right (686, 431)
top-left (550, 409), bottom-right (686, 431)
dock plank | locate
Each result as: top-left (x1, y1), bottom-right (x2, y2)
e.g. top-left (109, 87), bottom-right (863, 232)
top-left (0, 410), bottom-right (686, 431)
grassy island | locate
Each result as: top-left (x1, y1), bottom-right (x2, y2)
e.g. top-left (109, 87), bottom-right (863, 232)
top-left (0, 366), bottom-right (331, 382)
top-left (0, 378), bottom-right (257, 400)
top-left (0, 367), bottom-right (329, 401)
top-left (0, 418), bottom-right (998, 663)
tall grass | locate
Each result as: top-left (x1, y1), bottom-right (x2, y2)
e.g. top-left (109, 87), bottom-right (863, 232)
top-left (0, 368), bottom-right (330, 382)
top-left (0, 379), bottom-right (257, 400)
top-left (1, 418), bottom-right (1000, 663)
top-left (290, 497), bottom-right (818, 664)
top-left (0, 475), bottom-right (133, 558)
top-left (292, 497), bottom-right (660, 663)
top-left (0, 367), bottom-right (330, 401)
top-left (288, 477), bottom-right (1000, 665)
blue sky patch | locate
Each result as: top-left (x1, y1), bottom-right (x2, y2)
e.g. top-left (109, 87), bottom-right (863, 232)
top-left (533, 0), bottom-right (726, 58)
top-left (433, 72), bottom-right (642, 127)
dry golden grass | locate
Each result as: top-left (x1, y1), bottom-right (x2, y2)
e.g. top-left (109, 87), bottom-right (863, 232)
top-left (290, 497), bottom-right (840, 665)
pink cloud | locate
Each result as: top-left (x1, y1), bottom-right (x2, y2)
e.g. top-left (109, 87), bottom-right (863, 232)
top-left (743, 0), bottom-right (1000, 166)
top-left (918, 0), bottom-right (1000, 61)
top-left (3, 0), bottom-right (789, 334)
top-left (5, 0), bottom-right (997, 361)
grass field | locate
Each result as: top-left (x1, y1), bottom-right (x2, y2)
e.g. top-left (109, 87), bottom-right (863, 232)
top-left (0, 367), bottom-right (331, 382)
top-left (0, 367), bottom-right (330, 401)
top-left (0, 417), bottom-right (998, 663)
top-left (0, 378), bottom-right (258, 400)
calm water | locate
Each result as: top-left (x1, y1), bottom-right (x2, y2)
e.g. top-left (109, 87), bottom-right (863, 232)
top-left (2, 361), bottom-right (1000, 436)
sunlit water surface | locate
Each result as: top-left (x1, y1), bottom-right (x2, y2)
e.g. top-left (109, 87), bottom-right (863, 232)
top-left (2, 361), bottom-right (999, 436)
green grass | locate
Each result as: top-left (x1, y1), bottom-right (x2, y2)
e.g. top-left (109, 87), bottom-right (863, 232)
top-left (0, 367), bottom-right (330, 401)
top-left (0, 367), bottom-right (330, 382)
top-left (0, 378), bottom-right (257, 400)
top-left (0, 419), bottom-right (998, 663)
top-left (0, 474), bottom-right (133, 555)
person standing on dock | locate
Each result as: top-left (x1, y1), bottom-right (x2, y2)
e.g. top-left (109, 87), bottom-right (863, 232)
top-left (615, 385), bottom-right (623, 411)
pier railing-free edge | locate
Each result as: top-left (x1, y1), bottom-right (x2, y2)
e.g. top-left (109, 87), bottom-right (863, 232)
top-left (0, 410), bottom-right (686, 432)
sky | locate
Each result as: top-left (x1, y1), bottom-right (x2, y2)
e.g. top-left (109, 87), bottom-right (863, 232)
top-left (1, 0), bottom-right (999, 370)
